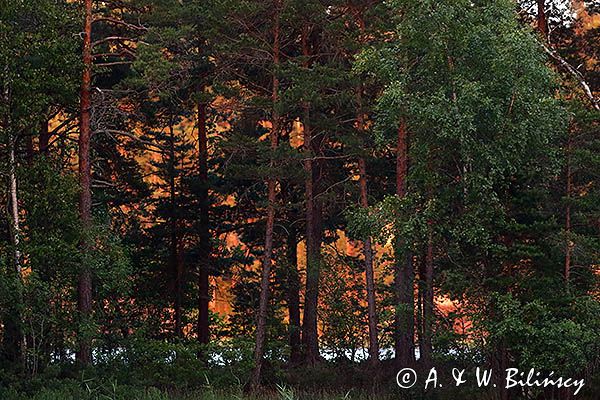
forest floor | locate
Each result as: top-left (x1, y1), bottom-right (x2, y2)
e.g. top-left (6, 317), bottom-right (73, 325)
top-left (0, 388), bottom-right (401, 400)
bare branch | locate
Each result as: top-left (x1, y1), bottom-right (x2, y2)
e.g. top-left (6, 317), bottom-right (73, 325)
top-left (542, 44), bottom-right (599, 111)
top-left (95, 61), bottom-right (134, 67)
top-left (92, 16), bottom-right (148, 31)
top-left (96, 129), bottom-right (165, 152)
top-left (92, 36), bottom-right (147, 48)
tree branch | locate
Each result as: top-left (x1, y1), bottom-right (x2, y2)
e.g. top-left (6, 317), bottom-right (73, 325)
top-left (542, 44), bottom-right (599, 111)
top-left (96, 129), bottom-right (165, 151)
top-left (92, 36), bottom-right (147, 48)
top-left (92, 16), bottom-right (148, 31)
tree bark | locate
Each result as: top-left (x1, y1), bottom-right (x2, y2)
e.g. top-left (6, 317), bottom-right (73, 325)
top-left (394, 119), bottom-right (415, 367)
top-left (536, 0), bottom-right (577, 282)
top-left (249, 1), bottom-right (280, 389)
top-left (286, 226), bottom-right (302, 365)
top-left (359, 158), bottom-right (379, 365)
top-left (168, 125), bottom-right (183, 338)
top-left (1, 76), bottom-right (24, 367)
top-left (564, 131), bottom-right (573, 281)
top-left (197, 92), bottom-right (211, 348)
top-left (357, 100), bottom-right (379, 365)
top-left (536, 0), bottom-right (599, 110)
top-left (77, 0), bottom-right (93, 366)
top-left (537, 0), bottom-right (547, 39)
top-left (301, 22), bottom-right (323, 364)
top-left (352, 6), bottom-right (379, 366)
top-left (421, 222), bottom-right (434, 367)
top-left (6, 106), bottom-right (21, 275)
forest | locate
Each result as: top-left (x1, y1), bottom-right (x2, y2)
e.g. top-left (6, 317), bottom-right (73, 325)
top-left (0, 0), bottom-right (599, 399)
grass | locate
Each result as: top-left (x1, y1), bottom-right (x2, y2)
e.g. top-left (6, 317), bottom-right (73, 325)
top-left (0, 386), bottom-right (398, 400)
top-left (0, 377), bottom-right (399, 400)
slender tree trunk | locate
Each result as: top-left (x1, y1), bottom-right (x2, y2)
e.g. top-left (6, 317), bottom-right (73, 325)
top-left (1, 78), bottom-right (24, 365)
top-left (536, 0), bottom-right (574, 282)
top-left (168, 125), bottom-right (183, 338)
top-left (77, 0), bottom-right (93, 366)
top-left (301, 23), bottom-right (323, 364)
top-left (421, 222), bottom-right (434, 367)
top-left (249, 1), bottom-right (280, 389)
top-left (357, 104), bottom-right (379, 364)
top-left (394, 119), bottom-right (415, 367)
top-left (360, 165), bottom-right (379, 365)
top-left (5, 109), bottom-right (21, 275)
top-left (537, 0), bottom-right (548, 39)
top-left (564, 132), bottom-right (573, 281)
top-left (352, 8), bottom-right (379, 366)
top-left (286, 226), bottom-right (302, 365)
top-left (8, 132), bottom-right (24, 355)
top-left (197, 92), bottom-right (211, 348)
top-left (302, 105), bottom-right (320, 364)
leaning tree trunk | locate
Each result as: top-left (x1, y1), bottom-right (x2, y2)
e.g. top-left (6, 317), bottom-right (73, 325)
top-left (394, 119), bottom-right (415, 367)
top-left (197, 91), bottom-right (211, 349)
top-left (77, 0), bottom-right (93, 366)
top-left (249, 0), bottom-right (281, 389)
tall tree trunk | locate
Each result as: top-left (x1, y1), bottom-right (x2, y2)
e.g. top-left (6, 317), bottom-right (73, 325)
top-left (536, 0), bottom-right (575, 282)
top-left (8, 131), bottom-right (23, 349)
top-left (352, 7), bottom-right (379, 366)
top-left (359, 158), bottom-right (379, 365)
top-left (421, 222), bottom-right (434, 367)
top-left (356, 92), bottom-right (379, 364)
top-left (77, 0), bottom-right (93, 366)
top-left (5, 102), bottom-right (21, 276)
top-left (286, 226), bottom-right (302, 365)
top-left (537, 0), bottom-right (548, 39)
top-left (197, 92), bottom-right (211, 348)
top-left (168, 125), bottom-right (183, 338)
top-left (301, 23), bottom-right (323, 364)
top-left (495, 341), bottom-right (511, 400)
top-left (394, 119), bottom-right (415, 367)
top-left (564, 131), bottom-right (573, 281)
top-left (1, 78), bottom-right (24, 366)
top-left (249, 1), bottom-right (280, 389)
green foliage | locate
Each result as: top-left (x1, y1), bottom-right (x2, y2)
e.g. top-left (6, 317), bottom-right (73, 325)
top-left (0, 0), bottom-right (80, 125)
top-left (484, 294), bottom-right (600, 376)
